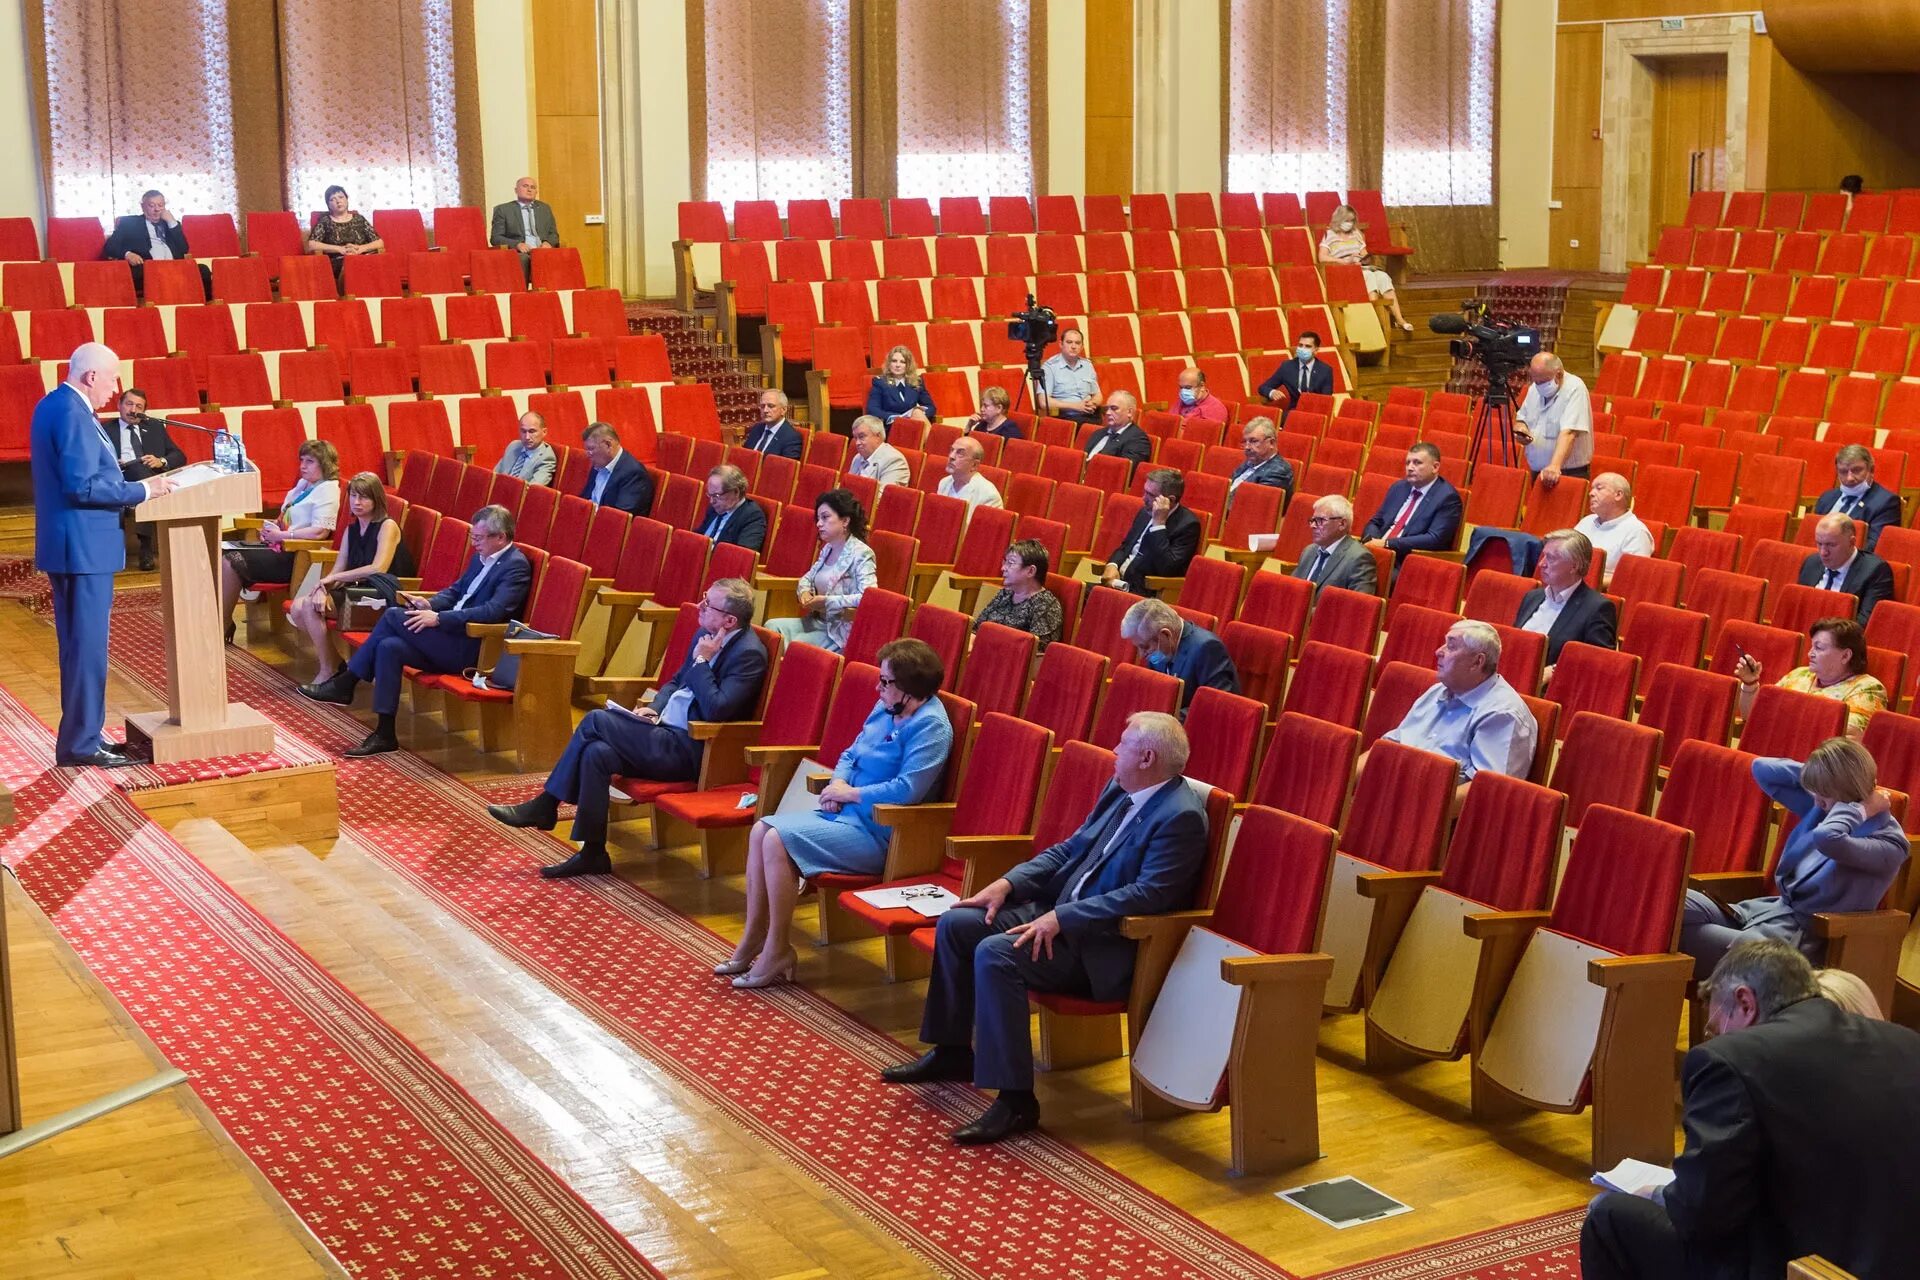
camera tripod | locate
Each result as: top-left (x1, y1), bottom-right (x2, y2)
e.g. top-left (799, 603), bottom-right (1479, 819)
top-left (1010, 342), bottom-right (1047, 415)
top-left (1467, 371), bottom-right (1522, 479)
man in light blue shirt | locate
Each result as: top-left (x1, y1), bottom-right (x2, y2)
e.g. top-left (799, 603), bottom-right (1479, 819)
top-left (493, 411), bottom-right (557, 486)
top-left (1039, 328), bottom-right (1102, 423)
top-left (1367, 619), bottom-right (1537, 808)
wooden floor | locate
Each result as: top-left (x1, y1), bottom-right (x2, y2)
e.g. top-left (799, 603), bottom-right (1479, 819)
top-left (0, 587), bottom-right (1620, 1278)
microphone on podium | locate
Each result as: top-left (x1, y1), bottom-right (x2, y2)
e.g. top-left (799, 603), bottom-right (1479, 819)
top-left (143, 415), bottom-right (250, 473)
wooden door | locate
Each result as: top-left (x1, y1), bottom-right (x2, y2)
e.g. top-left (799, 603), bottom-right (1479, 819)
top-left (1647, 55), bottom-right (1728, 256)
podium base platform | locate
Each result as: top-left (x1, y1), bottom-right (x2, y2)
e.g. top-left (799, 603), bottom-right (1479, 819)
top-left (125, 703), bottom-right (278, 765)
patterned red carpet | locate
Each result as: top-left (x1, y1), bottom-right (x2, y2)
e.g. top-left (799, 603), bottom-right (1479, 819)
top-left (15, 591), bottom-right (1590, 1278)
top-left (0, 692), bottom-right (663, 1279)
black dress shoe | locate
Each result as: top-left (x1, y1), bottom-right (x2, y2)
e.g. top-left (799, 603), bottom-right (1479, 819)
top-left (880, 1046), bottom-right (975, 1085)
top-left (952, 1093), bottom-right (1040, 1146)
top-left (539, 849), bottom-right (612, 879)
top-left (489, 795), bottom-right (560, 830)
top-left (138, 551), bottom-right (155, 572)
top-left (298, 674), bottom-right (357, 705)
top-left (57, 748), bottom-right (137, 769)
top-left (224, 619), bottom-right (237, 645)
top-left (343, 731), bottom-right (399, 758)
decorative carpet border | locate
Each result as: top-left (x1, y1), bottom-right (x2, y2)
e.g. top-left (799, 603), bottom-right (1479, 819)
top-left (0, 690), bottom-right (663, 1280)
top-left (1308, 1208), bottom-right (1586, 1280)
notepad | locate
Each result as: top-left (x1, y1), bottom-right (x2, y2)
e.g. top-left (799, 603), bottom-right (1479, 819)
top-left (850, 885), bottom-right (959, 917)
top-left (1276, 1177), bottom-right (1413, 1229)
top-left (1592, 1158), bottom-right (1675, 1198)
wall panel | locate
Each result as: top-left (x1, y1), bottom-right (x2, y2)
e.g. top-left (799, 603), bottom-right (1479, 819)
top-left (1084, 0), bottom-right (1132, 194)
top-left (531, 0), bottom-right (604, 286)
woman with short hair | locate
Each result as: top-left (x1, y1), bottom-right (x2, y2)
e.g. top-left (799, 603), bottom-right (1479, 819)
top-left (221, 438), bottom-right (342, 644)
top-left (972, 539), bottom-right (1063, 650)
top-left (290, 472), bottom-right (415, 681)
top-left (1735, 617), bottom-right (1887, 738)
top-left (306, 185), bottom-right (383, 284)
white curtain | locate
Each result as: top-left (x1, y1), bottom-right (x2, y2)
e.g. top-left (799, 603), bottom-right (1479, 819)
top-left (1381, 0), bottom-right (1497, 206)
top-left (1224, 0), bottom-right (1352, 195)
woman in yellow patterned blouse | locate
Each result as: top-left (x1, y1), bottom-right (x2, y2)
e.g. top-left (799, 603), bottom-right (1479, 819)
top-left (1734, 617), bottom-right (1887, 739)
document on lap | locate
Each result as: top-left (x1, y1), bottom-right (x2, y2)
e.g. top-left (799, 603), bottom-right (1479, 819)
top-left (1591, 1158), bottom-right (1675, 1197)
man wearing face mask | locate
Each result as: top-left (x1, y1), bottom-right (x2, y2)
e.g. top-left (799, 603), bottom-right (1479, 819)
top-left (1813, 445), bottom-right (1902, 553)
top-left (1097, 468), bottom-right (1202, 595)
top-left (1118, 597), bottom-right (1237, 714)
top-left (1257, 330), bottom-right (1334, 416)
top-left (1515, 352), bottom-right (1593, 488)
top-left (1173, 366), bottom-right (1229, 425)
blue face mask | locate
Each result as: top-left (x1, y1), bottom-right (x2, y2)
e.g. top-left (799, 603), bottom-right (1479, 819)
top-left (1295, 346), bottom-right (1314, 361)
top-left (1145, 649), bottom-right (1170, 671)
top-left (1178, 387), bottom-right (1197, 406)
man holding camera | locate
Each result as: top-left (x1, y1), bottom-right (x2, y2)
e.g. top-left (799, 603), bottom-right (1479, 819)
top-left (1515, 352), bottom-right (1592, 488)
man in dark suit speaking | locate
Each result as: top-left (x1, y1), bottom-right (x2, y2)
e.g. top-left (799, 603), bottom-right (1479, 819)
top-left (489, 578), bottom-right (771, 879)
top-left (490, 176), bottom-right (561, 282)
top-left (31, 343), bottom-right (178, 766)
top-left (1581, 939), bottom-right (1920, 1280)
top-left (1801, 512), bottom-right (1895, 627)
top-left (108, 388), bottom-right (186, 570)
top-left (581, 421), bottom-right (655, 517)
top-left (881, 711), bottom-right (1209, 1144)
top-left (300, 504), bottom-right (532, 757)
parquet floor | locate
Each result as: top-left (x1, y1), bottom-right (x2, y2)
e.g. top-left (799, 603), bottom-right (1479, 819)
top-left (0, 588), bottom-right (1621, 1278)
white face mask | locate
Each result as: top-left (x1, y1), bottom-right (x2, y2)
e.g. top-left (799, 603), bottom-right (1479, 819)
top-left (1296, 346), bottom-right (1314, 361)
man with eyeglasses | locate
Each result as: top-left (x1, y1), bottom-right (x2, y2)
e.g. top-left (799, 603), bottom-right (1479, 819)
top-left (493, 411), bottom-right (557, 486)
top-left (489, 578), bottom-right (770, 880)
top-left (695, 464), bottom-right (766, 551)
top-left (299, 504), bottom-right (532, 758)
top-left (1082, 391), bottom-right (1153, 467)
top-left (1291, 495), bottom-right (1376, 596)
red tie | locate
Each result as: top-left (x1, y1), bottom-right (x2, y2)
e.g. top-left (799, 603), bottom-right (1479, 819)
top-left (1386, 488), bottom-right (1423, 539)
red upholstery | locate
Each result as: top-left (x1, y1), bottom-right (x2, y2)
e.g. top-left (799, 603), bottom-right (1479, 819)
top-left (1220, 620), bottom-right (1291, 715)
top-left (1552, 711), bottom-right (1662, 825)
top-left (1089, 665), bottom-right (1182, 750)
top-left (1638, 664), bottom-right (1738, 766)
top-left (1247, 711), bottom-right (1358, 828)
top-left (1549, 806), bottom-right (1692, 956)
top-left (1240, 571), bottom-right (1312, 653)
top-left (1375, 605), bottom-right (1461, 681)
top-left (1439, 773), bottom-right (1565, 911)
top-left (841, 589), bottom-right (912, 668)
top-left (1339, 740), bottom-right (1456, 872)
top-left (1739, 684), bottom-right (1849, 759)
top-left (1359, 659), bottom-right (1433, 750)
top-left (1620, 602), bottom-right (1709, 697)
top-left (1181, 688), bottom-right (1266, 795)
top-left (1210, 806), bottom-right (1335, 957)
top-left (1021, 643), bottom-right (1108, 744)
top-left (1543, 643), bottom-right (1639, 734)
top-left (906, 605), bottom-right (969, 682)
top-left (958, 622), bottom-right (1036, 719)
top-left (1281, 641), bottom-right (1373, 729)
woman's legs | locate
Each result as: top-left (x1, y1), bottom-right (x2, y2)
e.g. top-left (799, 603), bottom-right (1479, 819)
top-left (1380, 287), bottom-right (1411, 331)
top-left (292, 595), bottom-right (337, 678)
top-left (219, 557), bottom-right (245, 636)
top-left (748, 826), bottom-right (802, 977)
top-left (732, 823), bottom-right (773, 965)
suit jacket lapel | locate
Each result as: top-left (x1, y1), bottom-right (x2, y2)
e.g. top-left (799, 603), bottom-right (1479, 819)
top-left (1071, 780), bottom-right (1179, 892)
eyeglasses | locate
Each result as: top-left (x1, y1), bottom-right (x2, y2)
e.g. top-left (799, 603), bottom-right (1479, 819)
top-left (1307, 516), bottom-right (1343, 526)
top-left (877, 675), bottom-right (898, 688)
top-left (898, 884), bottom-right (945, 901)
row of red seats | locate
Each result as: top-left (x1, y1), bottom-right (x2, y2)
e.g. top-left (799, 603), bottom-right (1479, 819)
top-left (1651, 226), bottom-right (1920, 277)
top-left (16, 207), bottom-right (490, 265)
top-left (1594, 354), bottom-right (1914, 427)
top-left (1680, 189), bottom-right (1920, 238)
top-left (1617, 266), bottom-right (1920, 321)
top-left (1613, 311), bottom-right (1920, 375)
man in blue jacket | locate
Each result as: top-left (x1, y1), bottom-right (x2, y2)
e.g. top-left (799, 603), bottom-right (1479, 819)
top-left (32, 343), bottom-right (178, 766)
top-left (580, 421), bottom-right (654, 516)
top-left (1119, 597), bottom-right (1239, 713)
top-left (882, 711), bottom-right (1208, 1144)
top-left (1362, 442), bottom-right (1464, 561)
top-left (299, 504), bottom-right (532, 757)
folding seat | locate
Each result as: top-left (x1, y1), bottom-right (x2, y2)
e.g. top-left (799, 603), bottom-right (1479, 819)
top-left (1862, 234), bottom-right (1913, 280)
top-left (481, 340), bottom-right (547, 394)
top-left (1548, 711), bottom-right (1661, 830)
top-left (1372, 612), bottom-right (1460, 700)
top-left (531, 246), bottom-right (587, 292)
top-left (1279, 640), bottom-right (1373, 730)
top-left (549, 336), bottom-right (614, 389)
top-left (1705, 314), bottom-right (1760, 364)
top-left (272, 254), bottom-right (335, 302)
top-left (431, 206), bottom-right (487, 253)
top-left (1184, 268), bottom-right (1234, 313)
top-left (314, 402), bottom-right (385, 483)
top-left (69, 260), bottom-right (137, 308)
top-left (1690, 228), bottom-right (1735, 269)
top-left (205, 351), bottom-right (277, 412)
top-left (278, 347), bottom-right (346, 406)
top-left (2, 260), bottom-right (68, 313)
top-left (873, 277), bottom-right (930, 324)
top-left (767, 199), bottom-right (824, 240)
top-left (1739, 684), bottom-right (1849, 759)
top-left (45, 215), bottom-right (107, 262)
top-left (983, 234), bottom-right (1035, 278)
top-left (1669, 311), bottom-right (1720, 362)
top-left (233, 408), bottom-right (309, 503)
top-left (1657, 271), bottom-right (1705, 311)
top-left (1867, 604), bottom-right (1920, 709)
top-left (95, 306), bottom-right (166, 365)
top-left (466, 248), bottom-right (527, 295)
top-left (1770, 582), bottom-right (1857, 638)
top-left (0, 216), bottom-right (37, 261)
top-left (1771, 231), bottom-right (1821, 276)
top-left (1737, 452), bottom-right (1807, 512)
top-left (443, 293), bottom-right (507, 344)
top-left (339, 253), bottom-right (404, 299)
top-left (1135, 270), bottom-right (1185, 313)
top-left (1652, 225), bottom-right (1693, 266)
top-left (1744, 271), bottom-right (1792, 317)
top-left (1360, 773), bottom-right (1564, 1067)
top-left (1086, 664), bottom-right (1183, 751)
top-left (1816, 232), bottom-right (1867, 276)
top-left (1854, 326), bottom-right (1910, 377)
top-left (1538, 642), bottom-right (1638, 735)
top-left (1825, 376), bottom-right (1885, 426)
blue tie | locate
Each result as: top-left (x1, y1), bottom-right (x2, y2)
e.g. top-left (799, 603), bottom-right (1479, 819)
top-left (1057, 795), bottom-right (1134, 903)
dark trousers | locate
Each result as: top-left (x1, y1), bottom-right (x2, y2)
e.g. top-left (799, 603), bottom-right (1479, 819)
top-left (49, 571), bottom-right (115, 761)
top-left (920, 902), bottom-right (1096, 1092)
top-left (544, 708), bottom-right (702, 842)
top-left (1580, 1193), bottom-right (1696, 1280)
top-left (345, 608), bottom-right (477, 714)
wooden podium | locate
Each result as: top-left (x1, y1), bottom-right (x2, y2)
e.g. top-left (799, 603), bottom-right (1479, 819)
top-left (125, 466), bottom-right (278, 763)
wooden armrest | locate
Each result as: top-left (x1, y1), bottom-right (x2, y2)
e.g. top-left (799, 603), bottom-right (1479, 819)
top-left (743, 743), bottom-right (818, 767)
top-left (230, 517), bottom-right (266, 532)
top-left (1587, 954), bottom-right (1695, 988)
top-left (1354, 869), bottom-right (1442, 899)
top-left (1221, 952), bottom-right (1335, 987)
top-left (1688, 870), bottom-right (1768, 902)
top-left (597, 588), bottom-right (648, 607)
top-left (876, 803), bottom-right (961, 878)
top-left (467, 622), bottom-right (508, 639)
top-left (689, 719), bottom-right (759, 742)
top-left (307, 550), bottom-right (340, 569)
top-left (504, 638), bottom-right (581, 657)
top-left (805, 771), bottom-right (833, 794)
top-left (1425, 548), bottom-right (1468, 564)
top-left (754, 574), bottom-right (803, 592)
top-left (689, 719), bottom-right (761, 787)
top-left (280, 537), bottom-right (331, 552)
top-left (1220, 547), bottom-right (1274, 569)
top-left (1142, 575), bottom-right (1184, 594)
top-left (1119, 909), bottom-right (1214, 941)
top-left (454, 445), bottom-right (475, 464)
top-left (1462, 909), bottom-right (1551, 940)
top-left (1811, 908), bottom-right (1909, 939)
top-left (945, 834), bottom-right (1035, 895)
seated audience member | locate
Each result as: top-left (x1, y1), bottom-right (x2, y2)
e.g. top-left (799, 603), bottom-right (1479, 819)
top-left (973, 539), bottom-right (1064, 651)
top-left (1083, 391), bottom-right (1153, 465)
top-left (102, 189), bottom-right (209, 300)
top-left (965, 386), bottom-right (1024, 439)
top-left (1817, 966), bottom-right (1885, 1019)
top-left (847, 414), bottom-right (910, 489)
top-left (866, 344), bottom-right (937, 433)
top-left (766, 489), bottom-right (875, 653)
top-left (1098, 468), bottom-right (1202, 595)
top-left (1257, 330), bottom-right (1332, 413)
top-left (1319, 204), bottom-right (1412, 332)
top-left (494, 411), bottom-right (557, 485)
top-left (1293, 495), bottom-right (1376, 596)
top-left (1800, 512), bottom-right (1895, 626)
top-left (881, 711), bottom-right (1208, 1144)
top-left (1516, 529), bottom-right (1617, 681)
top-left (489, 578), bottom-right (769, 879)
top-left (1174, 367), bottom-right (1230, 425)
top-left (1365, 620), bottom-right (1538, 807)
top-left (1515, 352), bottom-right (1592, 486)
top-left (109, 388), bottom-right (185, 570)
top-left (306, 185), bottom-right (383, 283)
top-left (580, 421), bottom-right (654, 516)
top-left (489, 176), bottom-right (559, 282)
top-left (1227, 417), bottom-right (1295, 511)
top-left (1571, 471), bottom-right (1653, 585)
top-left (1040, 327), bottom-right (1102, 423)
top-left (1362, 442), bottom-right (1463, 560)
top-left (1680, 738), bottom-right (1908, 979)
top-left (1814, 444), bottom-right (1903, 553)
top-left (290, 472), bottom-right (415, 684)
top-left (936, 436), bottom-right (1004, 512)
top-left (724, 639), bottom-right (955, 988)
top-left (1119, 597), bottom-right (1238, 713)
top-left (1581, 939), bottom-right (1920, 1280)
top-left (1840, 171), bottom-right (1865, 211)
top-left (220, 438), bottom-right (342, 644)
top-left (1735, 616), bottom-right (1887, 739)
top-left (696, 464), bottom-right (766, 551)
top-left (744, 388), bottom-right (805, 459)
top-left (298, 504), bottom-right (532, 757)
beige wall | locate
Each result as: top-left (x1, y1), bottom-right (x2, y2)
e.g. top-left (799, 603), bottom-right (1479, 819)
top-left (473, 0), bottom-right (535, 206)
top-left (1498, 0), bottom-right (1555, 268)
top-left (1134, 0), bottom-right (1221, 194)
top-left (0, 0), bottom-right (44, 223)
top-left (1047, 0), bottom-right (1088, 195)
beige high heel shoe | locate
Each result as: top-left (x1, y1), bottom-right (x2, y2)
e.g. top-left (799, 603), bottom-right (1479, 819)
top-left (730, 949), bottom-right (797, 990)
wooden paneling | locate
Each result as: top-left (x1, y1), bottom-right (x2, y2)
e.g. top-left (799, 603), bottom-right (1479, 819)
top-left (530, 0), bottom-right (605, 287)
top-left (1763, 47), bottom-right (1920, 189)
top-left (1647, 56), bottom-right (1727, 255)
top-left (1558, 0), bottom-right (1755, 21)
top-left (1084, 0), bottom-right (1132, 195)
top-left (1551, 191), bottom-right (1602, 272)
top-left (1551, 26), bottom-right (1603, 272)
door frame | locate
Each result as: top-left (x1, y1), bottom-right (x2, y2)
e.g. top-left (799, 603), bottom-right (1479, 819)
top-left (1598, 16), bottom-right (1753, 272)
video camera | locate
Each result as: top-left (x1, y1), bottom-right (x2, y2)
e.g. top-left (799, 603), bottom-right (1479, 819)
top-left (1427, 304), bottom-right (1541, 402)
top-left (1008, 294), bottom-right (1058, 354)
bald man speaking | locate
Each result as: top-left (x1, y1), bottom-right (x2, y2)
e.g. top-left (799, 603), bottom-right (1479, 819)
top-left (31, 343), bottom-right (177, 766)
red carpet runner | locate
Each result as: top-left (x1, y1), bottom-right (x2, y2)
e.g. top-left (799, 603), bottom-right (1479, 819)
top-left (63, 596), bottom-right (1587, 1278)
top-left (0, 692), bottom-right (662, 1280)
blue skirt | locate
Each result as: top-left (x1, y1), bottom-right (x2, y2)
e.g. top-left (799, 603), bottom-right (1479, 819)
top-left (764, 810), bottom-right (889, 878)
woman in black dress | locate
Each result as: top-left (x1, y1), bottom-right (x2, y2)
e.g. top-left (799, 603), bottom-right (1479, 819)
top-left (291, 472), bottom-right (415, 681)
top-left (307, 185), bottom-right (384, 285)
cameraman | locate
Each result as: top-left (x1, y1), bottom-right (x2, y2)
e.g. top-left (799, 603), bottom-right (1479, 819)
top-left (1039, 328), bottom-right (1102, 424)
top-left (1515, 352), bottom-right (1593, 488)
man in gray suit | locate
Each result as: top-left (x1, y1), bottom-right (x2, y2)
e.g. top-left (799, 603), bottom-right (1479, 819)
top-left (1292, 494), bottom-right (1377, 596)
top-left (882, 712), bottom-right (1209, 1145)
top-left (847, 414), bottom-right (909, 490)
top-left (491, 176), bottom-right (560, 281)
top-left (494, 411), bottom-right (557, 485)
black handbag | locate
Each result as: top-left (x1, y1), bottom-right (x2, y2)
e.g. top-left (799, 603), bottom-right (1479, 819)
top-left (486, 619), bottom-right (558, 690)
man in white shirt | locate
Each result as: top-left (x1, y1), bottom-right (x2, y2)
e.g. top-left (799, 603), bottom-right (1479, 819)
top-left (847, 414), bottom-right (910, 490)
top-left (1039, 327), bottom-right (1102, 423)
top-left (1515, 353), bottom-right (1593, 487)
top-left (936, 436), bottom-right (1003, 512)
top-left (1573, 471), bottom-right (1654, 586)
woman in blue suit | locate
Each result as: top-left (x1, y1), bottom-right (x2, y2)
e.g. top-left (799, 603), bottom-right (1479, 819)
top-left (865, 344), bottom-right (938, 432)
top-left (722, 638), bottom-right (955, 988)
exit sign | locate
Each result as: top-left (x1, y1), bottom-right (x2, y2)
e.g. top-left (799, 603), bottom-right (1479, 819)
top-left (1661, 17), bottom-right (1685, 30)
